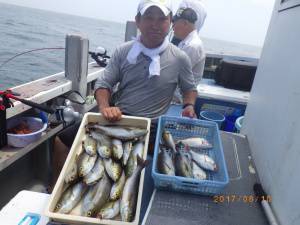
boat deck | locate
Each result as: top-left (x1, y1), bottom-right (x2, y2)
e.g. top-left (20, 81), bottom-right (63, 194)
top-left (141, 132), bottom-right (268, 225)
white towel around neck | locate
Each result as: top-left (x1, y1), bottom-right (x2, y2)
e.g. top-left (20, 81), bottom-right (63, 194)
top-left (126, 35), bottom-right (169, 78)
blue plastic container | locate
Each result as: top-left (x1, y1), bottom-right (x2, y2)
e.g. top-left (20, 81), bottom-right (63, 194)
top-left (199, 111), bottom-right (225, 129)
top-left (152, 116), bottom-right (229, 195)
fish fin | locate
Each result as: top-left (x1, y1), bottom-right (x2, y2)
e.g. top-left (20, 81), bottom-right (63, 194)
top-left (136, 155), bottom-right (148, 168)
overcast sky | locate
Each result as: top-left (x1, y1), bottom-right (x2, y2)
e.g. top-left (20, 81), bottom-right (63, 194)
top-left (0, 0), bottom-right (276, 46)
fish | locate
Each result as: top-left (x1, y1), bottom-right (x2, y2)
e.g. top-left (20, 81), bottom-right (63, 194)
top-left (192, 161), bottom-right (207, 180)
top-left (78, 152), bottom-right (97, 177)
top-left (112, 139), bottom-right (123, 160)
top-left (83, 157), bottom-right (105, 185)
top-left (110, 171), bottom-right (126, 201)
top-left (122, 141), bottom-right (133, 166)
top-left (55, 182), bottom-right (87, 214)
top-left (97, 200), bottom-right (120, 219)
top-left (178, 137), bottom-right (213, 149)
top-left (86, 123), bottom-right (148, 141)
top-left (83, 135), bottom-right (97, 156)
top-left (162, 130), bottom-right (177, 154)
top-left (120, 156), bottom-right (147, 222)
top-left (125, 141), bottom-right (144, 177)
top-left (81, 173), bottom-right (111, 217)
top-left (90, 131), bottom-right (112, 158)
top-left (64, 163), bottom-right (78, 184)
top-left (174, 152), bottom-right (193, 178)
top-left (104, 158), bottom-right (122, 182)
top-left (157, 148), bottom-right (175, 176)
top-left (189, 150), bottom-right (217, 171)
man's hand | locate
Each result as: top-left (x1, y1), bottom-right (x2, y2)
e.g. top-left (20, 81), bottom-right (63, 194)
top-left (182, 105), bottom-right (197, 118)
top-left (100, 106), bottom-right (122, 122)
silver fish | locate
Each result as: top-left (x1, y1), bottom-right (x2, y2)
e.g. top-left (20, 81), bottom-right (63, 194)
top-left (190, 150), bottom-right (217, 171)
top-left (175, 152), bottom-right (193, 178)
top-left (104, 158), bottom-right (122, 182)
top-left (125, 141), bottom-right (144, 177)
top-left (83, 157), bottom-right (105, 185)
top-left (83, 135), bottom-right (97, 156)
top-left (64, 163), bottom-right (78, 184)
top-left (112, 139), bottom-right (123, 160)
top-left (162, 130), bottom-right (177, 154)
top-left (157, 148), bottom-right (175, 176)
top-left (121, 156), bottom-right (147, 222)
top-left (122, 141), bottom-right (133, 166)
top-left (90, 131), bottom-right (112, 158)
top-left (192, 161), bottom-right (207, 180)
top-left (81, 173), bottom-right (111, 217)
top-left (87, 123), bottom-right (148, 141)
top-left (55, 182), bottom-right (87, 214)
top-left (110, 171), bottom-right (126, 201)
top-left (179, 137), bottom-right (213, 149)
top-left (78, 152), bottom-right (97, 177)
top-left (97, 200), bottom-right (120, 219)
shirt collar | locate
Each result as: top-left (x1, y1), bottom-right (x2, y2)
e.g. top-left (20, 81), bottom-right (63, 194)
top-left (178, 30), bottom-right (198, 49)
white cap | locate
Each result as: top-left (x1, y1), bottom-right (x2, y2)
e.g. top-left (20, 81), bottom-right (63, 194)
top-left (138, 0), bottom-right (172, 16)
top-left (179, 0), bottom-right (207, 32)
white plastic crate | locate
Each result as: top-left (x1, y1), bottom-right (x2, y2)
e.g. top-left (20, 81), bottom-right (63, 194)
top-left (45, 112), bottom-right (151, 225)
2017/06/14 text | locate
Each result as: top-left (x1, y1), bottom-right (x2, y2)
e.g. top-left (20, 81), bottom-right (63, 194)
top-left (213, 195), bottom-right (272, 203)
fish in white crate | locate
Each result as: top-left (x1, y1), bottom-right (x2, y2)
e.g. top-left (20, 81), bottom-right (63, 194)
top-left (121, 156), bottom-right (147, 222)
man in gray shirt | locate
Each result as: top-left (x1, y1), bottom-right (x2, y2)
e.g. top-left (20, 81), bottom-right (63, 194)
top-left (95, 0), bottom-right (198, 121)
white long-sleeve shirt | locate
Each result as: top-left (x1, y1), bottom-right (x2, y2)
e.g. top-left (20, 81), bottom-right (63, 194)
top-left (178, 30), bottom-right (206, 84)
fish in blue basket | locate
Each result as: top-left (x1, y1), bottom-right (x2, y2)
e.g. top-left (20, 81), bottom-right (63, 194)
top-left (157, 147), bottom-right (175, 176)
top-left (190, 150), bottom-right (217, 172)
top-left (175, 151), bottom-right (193, 178)
top-left (178, 137), bottom-right (213, 149)
top-left (162, 130), bottom-right (177, 154)
top-left (121, 156), bottom-right (148, 222)
top-left (192, 161), bottom-right (207, 180)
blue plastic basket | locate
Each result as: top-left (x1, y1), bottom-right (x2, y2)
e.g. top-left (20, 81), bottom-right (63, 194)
top-left (152, 116), bottom-right (229, 195)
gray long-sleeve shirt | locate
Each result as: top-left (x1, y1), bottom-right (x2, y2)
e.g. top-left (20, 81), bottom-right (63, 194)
top-left (95, 41), bottom-right (196, 119)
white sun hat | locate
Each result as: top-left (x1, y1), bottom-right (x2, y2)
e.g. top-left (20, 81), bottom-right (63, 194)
top-left (138, 0), bottom-right (173, 16)
top-left (179, 0), bottom-right (207, 32)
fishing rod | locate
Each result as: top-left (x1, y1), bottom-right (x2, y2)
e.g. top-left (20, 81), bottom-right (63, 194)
top-left (0, 47), bottom-right (65, 70)
top-left (0, 90), bottom-right (55, 114)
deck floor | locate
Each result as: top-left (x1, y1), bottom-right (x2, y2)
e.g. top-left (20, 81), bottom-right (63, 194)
top-left (141, 132), bottom-right (269, 225)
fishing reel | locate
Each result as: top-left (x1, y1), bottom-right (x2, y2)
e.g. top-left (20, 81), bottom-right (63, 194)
top-left (89, 46), bottom-right (110, 67)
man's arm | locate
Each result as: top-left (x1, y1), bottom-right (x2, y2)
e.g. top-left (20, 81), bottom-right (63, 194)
top-left (95, 88), bottom-right (122, 121)
top-left (182, 90), bottom-right (197, 118)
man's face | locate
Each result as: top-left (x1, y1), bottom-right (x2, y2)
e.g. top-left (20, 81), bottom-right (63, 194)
top-left (136, 6), bottom-right (171, 48)
top-left (173, 19), bottom-right (186, 40)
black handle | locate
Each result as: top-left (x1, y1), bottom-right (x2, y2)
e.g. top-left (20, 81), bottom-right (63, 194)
top-left (18, 98), bottom-right (55, 114)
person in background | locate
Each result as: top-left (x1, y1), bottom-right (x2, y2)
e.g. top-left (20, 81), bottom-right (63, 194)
top-left (173, 3), bottom-right (207, 85)
top-left (50, 0), bottom-right (197, 191)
